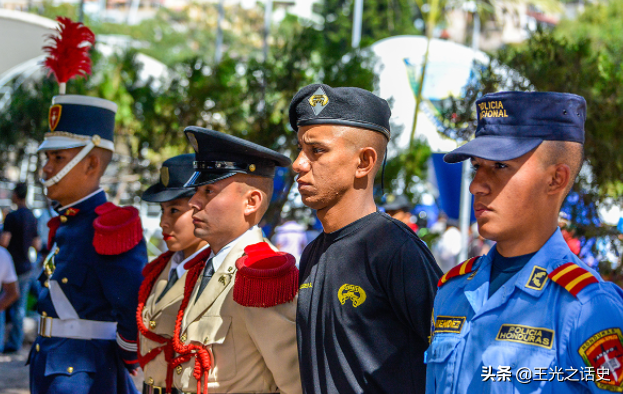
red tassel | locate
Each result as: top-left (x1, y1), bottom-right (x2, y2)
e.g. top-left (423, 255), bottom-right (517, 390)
top-left (93, 202), bottom-right (142, 255)
top-left (43, 17), bottom-right (95, 85)
top-left (233, 242), bottom-right (299, 308)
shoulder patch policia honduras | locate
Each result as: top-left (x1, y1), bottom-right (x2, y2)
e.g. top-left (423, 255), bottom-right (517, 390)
top-left (578, 328), bottom-right (623, 392)
top-left (496, 324), bottom-right (554, 349)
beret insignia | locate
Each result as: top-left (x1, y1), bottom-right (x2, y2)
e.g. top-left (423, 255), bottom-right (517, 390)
top-left (308, 86), bottom-right (329, 116)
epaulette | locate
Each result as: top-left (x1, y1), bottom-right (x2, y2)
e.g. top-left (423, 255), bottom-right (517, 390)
top-left (93, 202), bottom-right (143, 255)
top-left (438, 256), bottom-right (478, 287)
top-left (548, 262), bottom-right (599, 297)
top-left (233, 242), bottom-right (299, 308)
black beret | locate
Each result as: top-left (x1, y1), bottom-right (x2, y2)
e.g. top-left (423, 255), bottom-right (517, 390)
top-left (289, 83), bottom-right (392, 139)
top-left (142, 154), bottom-right (196, 202)
top-left (444, 91), bottom-right (586, 163)
top-left (184, 127), bottom-right (292, 187)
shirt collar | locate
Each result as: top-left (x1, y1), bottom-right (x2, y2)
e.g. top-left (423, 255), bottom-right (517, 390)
top-left (169, 243), bottom-right (211, 278)
top-left (210, 226), bottom-right (259, 272)
top-left (58, 188), bottom-right (106, 213)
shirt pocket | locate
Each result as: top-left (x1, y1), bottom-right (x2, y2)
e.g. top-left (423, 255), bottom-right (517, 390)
top-left (481, 345), bottom-right (555, 394)
top-left (186, 315), bottom-right (235, 382)
top-left (426, 335), bottom-right (462, 394)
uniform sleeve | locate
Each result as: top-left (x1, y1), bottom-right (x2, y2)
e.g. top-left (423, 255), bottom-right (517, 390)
top-left (566, 283), bottom-right (623, 392)
top-left (384, 238), bottom-right (443, 344)
top-left (242, 298), bottom-right (303, 394)
top-left (95, 239), bottom-right (147, 368)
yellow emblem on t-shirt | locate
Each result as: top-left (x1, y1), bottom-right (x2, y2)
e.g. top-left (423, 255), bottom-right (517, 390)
top-left (338, 284), bottom-right (367, 307)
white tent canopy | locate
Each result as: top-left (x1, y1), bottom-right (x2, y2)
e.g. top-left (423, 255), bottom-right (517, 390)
top-left (0, 10), bottom-right (57, 77)
top-left (371, 35), bottom-right (489, 156)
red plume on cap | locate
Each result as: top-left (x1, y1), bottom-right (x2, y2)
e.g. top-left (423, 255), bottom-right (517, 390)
top-left (43, 17), bottom-right (95, 88)
top-left (233, 242), bottom-right (299, 308)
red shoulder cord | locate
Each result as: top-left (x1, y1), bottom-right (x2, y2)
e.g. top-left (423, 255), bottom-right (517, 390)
top-left (136, 252), bottom-right (176, 390)
top-left (170, 255), bottom-right (213, 394)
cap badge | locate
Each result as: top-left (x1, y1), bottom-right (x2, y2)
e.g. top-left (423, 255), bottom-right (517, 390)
top-left (386, 194), bottom-right (396, 203)
top-left (49, 105), bottom-right (62, 132)
top-left (161, 166), bottom-right (170, 187)
top-left (187, 132), bottom-right (199, 152)
top-left (308, 87), bottom-right (329, 116)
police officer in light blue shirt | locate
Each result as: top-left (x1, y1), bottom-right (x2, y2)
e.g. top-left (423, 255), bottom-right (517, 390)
top-left (426, 92), bottom-right (623, 394)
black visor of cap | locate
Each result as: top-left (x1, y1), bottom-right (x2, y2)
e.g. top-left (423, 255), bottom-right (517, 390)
top-left (443, 136), bottom-right (544, 163)
top-left (183, 127), bottom-right (291, 188)
top-left (184, 171), bottom-right (239, 188)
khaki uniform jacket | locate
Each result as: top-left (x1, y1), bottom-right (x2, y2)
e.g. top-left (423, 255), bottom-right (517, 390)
top-left (173, 228), bottom-right (302, 394)
top-left (140, 255), bottom-right (188, 387)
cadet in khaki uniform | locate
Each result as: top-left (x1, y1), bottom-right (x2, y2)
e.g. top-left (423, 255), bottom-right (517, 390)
top-left (171, 127), bottom-right (302, 394)
top-left (137, 154), bottom-right (210, 394)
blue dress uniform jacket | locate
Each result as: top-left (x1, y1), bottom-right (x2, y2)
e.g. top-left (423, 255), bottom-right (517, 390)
top-left (426, 228), bottom-right (623, 394)
top-left (29, 191), bottom-right (146, 394)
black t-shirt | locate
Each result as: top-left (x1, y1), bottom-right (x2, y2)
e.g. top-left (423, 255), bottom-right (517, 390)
top-left (296, 212), bottom-right (442, 394)
top-left (3, 207), bottom-right (38, 275)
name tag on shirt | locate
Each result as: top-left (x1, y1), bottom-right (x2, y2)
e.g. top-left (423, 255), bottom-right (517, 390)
top-left (434, 316), bottom-right (466, 334)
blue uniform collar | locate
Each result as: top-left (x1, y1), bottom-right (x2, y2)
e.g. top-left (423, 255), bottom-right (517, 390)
top-left (466, 228), bottom-right (574, 299)
top-left (58, 189), bottom-right (107, 215)
top-left (512, 228), bottom-right (575, 297)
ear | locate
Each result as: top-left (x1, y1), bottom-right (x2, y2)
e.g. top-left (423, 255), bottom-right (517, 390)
top-left (548, 163), bottom-right (571, 196)
top-left (243, 189), bottom-right (263, 216)
top-left (355, 147), bottom-right (378, 179)
top-left (84, 153), bottom-right (101, 176)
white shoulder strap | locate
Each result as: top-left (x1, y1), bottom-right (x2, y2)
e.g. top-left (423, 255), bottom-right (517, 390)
top-left (49, 279), bottom-right (79, 320)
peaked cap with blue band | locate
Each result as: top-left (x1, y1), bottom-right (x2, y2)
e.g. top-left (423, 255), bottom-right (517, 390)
top-left (444, 91), bottom-right (586, 163)
top-left (184, 127), bottom-right (292, 188)
top-left (142, 154), bottom-right (196, 202)
top-left (289, 83), bottom-right (392, 139)
top-left (38, 95), bottom-right (117, 152)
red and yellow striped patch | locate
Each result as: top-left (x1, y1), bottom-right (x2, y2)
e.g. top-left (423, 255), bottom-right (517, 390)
top-left (438, 256), bottom-right (478, 287)
top-left (548, 262), bottom-right (598, 297)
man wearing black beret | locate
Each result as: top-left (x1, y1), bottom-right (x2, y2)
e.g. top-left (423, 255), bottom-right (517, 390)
top-left (290, 83), bottom-right (442, 394)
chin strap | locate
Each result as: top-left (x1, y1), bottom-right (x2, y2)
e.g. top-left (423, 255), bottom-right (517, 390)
top-left (42, 135), bottom-right (105, 188)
